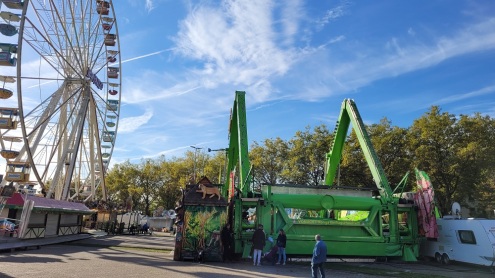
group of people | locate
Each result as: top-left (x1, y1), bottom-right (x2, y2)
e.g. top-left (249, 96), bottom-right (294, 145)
top-left (222, 223), bottom-right (327, 278)
top-left (251, 224), bottom-right (287, 266)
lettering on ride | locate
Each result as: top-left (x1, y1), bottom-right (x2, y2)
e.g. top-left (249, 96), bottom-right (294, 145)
top-left (86, 69), bottom-right (103, 90)
top-left (293, 219), bottom-right (330, 225)
top-left (7, 173), bottom-right (21, 179)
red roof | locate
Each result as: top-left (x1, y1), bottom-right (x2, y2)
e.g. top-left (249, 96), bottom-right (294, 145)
top-left (5, 192), bottom-right (24, 206)
top-left (5, 193), bottom-right (92, 213)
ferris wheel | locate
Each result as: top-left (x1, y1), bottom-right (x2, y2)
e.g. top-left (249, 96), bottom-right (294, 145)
top-left (0, 0), bottom-right (121, 201)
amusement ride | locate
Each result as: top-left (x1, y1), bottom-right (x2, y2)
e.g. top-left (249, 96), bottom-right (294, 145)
top-left (0, 0), bottom-right (121, 202)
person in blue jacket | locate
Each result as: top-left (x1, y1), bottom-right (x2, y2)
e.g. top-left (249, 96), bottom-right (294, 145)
top-left (311, 234), bottom-right (327, 278)
top-left (276, 229), bottom-right (287, 265)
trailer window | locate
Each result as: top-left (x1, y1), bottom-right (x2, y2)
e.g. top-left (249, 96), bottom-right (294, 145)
top-left (458, 230), bottom-right (476, 244)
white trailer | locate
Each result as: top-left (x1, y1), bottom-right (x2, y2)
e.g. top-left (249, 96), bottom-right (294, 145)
top-left (420, 217), bottom-right (495, 266)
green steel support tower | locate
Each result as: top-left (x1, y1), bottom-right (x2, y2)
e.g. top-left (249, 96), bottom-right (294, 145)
top-left (223, 94), bottom-right (420, 261)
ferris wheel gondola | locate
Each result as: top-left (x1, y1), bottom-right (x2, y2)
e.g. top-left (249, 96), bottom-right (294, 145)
top-left (0, 0), bottom-right (122, 201)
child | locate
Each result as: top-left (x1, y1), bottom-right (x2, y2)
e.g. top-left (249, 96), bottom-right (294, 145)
top-left (262, 237), bottom-right (279, 265)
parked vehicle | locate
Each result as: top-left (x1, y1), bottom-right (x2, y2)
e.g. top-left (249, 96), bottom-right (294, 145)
top-left (420, 203), bottom-right (495, 267)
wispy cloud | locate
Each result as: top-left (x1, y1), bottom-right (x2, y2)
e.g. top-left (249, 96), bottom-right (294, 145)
top-left (279, 0), bottom-right (304, 46)
top-left (369, 84), bottom-right (495, 117)
top-left (292, 17), bottom-right (495, 101)
top-left (119, 2), bottom-right (495, 135)
top-left (119, 49), bottom-right (172, 65)
top-left (145, 0), bottom-right (155, 13)
top-left (168, 1), bottom-right (495, 107)
top-left (118, 108), bottom-right (154, 133)
top-left (172, 0), bottom-right (300, 101)
top-left (435, 85), bottom-right (495, 106)
top-left (122, 76), bottom-right (202, 104)
top-left (113, 1), bottom-right (495, 161)
top-left (315, 0), bottom-right (350, 30)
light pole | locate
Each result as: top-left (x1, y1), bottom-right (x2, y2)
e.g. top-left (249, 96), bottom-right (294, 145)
top-left (207, 148), bottom-right (227, 152)
top-left (190, 146), bottom-right (202, 183)
top-left (208, 148), bottom-right (228, 183)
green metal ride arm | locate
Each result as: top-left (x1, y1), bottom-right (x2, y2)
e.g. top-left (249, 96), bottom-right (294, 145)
top-left (223, 91), bottom-right (252, 198)
top-left (324, 99), bottom-right (393, 201)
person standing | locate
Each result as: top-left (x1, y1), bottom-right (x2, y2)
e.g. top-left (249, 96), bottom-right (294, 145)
top-left (251, 224), bottom-right (266, 266)
top-left (276, 229), bottom-right (287, 265)
top-left (221, 223), bottom-right (233, 262)
top-left (311, 234), bottom-right (327, 278)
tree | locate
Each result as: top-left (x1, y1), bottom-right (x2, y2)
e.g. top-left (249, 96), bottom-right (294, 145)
top-left (131, 158), bottom-right (164, 215)
top-left (408, 106), bottom-right (463, 215)
top-left (105, 161), bottom-right (140, 209)
top-left (250, 137), bottom-right (289, 187)
top-left (282, 125), bottom-right (332, 186)
top-left (368, 118), bottom-right (411, 190)
top-left (202, 151), bottom-right (228, 184)
top-left (102, 106), bottom-right (495, 218)
top-left (339, 130), bottom-right (372, 187)
top-left (157, 157), bottom-right (189, 210)
top-left (455, 113), bottom-right (495, 216)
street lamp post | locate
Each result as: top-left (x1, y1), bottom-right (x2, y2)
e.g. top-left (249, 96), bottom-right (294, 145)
top-left (207, 148), bottom-right (227, 152)
top-left (208, 148), bottom-right (228, 183)
top-left (190, 146), bottom-right (202, 183)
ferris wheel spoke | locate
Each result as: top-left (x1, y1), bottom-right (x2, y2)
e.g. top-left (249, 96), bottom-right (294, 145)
top-left (24, 2), bottom-right (82, 75)
top-left (21, 19), bottom-right (77, 78)
top-left (87, 23), bottom-right (106, 72)
top-left (4, 0), bottom-right (121, 201)
top-left (46, 0), bottom-right (89, 73)
top-left (46, 90), bottom-right (91, 199)
top-left (23, 83), bottom-right (89, 185)
top-left (28, 101), bottom-right (82, 164)
top-left (23, 1), bottom-right (104, 79)
top-left (24, 85), bottom-right (83, 138)
top-left (60, 99), bottom-right (91, 199)
top-left (23, 82), bottom-right (67, 119)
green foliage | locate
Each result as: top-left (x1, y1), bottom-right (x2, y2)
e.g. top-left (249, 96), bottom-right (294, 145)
top-left (408, 107), bottom-right (495, 216)
top-left (339, 130), bottom-right (372, 187)
top-left (250, 137), bottom-right (288, 186)
top-left (368, 119), bottom-right (411, 188)
top-left (105, 150), bottom-right (227, 216)
top-left (340, 211), bottom-right (369, 221)
top-left (281, 125), bottom-right (332, 186)
top-left (104, 105), bottom-right (495, 218)
top-left (183, 207), bottom-right (225, 252)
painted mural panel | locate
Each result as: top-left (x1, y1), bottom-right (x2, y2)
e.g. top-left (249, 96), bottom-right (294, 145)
top-left (177, 205), bottom-right (227, 261)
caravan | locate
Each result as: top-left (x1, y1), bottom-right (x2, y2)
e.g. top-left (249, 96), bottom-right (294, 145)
top-left (420, 203), bottom-right (495, 267)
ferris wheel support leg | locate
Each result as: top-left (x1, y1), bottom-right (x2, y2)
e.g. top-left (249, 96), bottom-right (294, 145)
top-left (61, 93), bottom-right (90, 200)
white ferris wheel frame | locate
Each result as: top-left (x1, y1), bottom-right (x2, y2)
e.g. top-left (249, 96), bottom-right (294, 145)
top-left (0, 0), bottom-right (121, 201)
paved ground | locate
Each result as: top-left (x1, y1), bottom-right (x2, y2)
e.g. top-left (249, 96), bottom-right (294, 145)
top-left (72, 231), bottom-right (176, 250)
top-left (0, 233), bottom-right (493, 278)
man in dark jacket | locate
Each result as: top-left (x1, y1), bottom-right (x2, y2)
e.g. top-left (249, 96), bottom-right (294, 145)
top-left (276, 228), bottom-right (287, 265)
top-left (251, 224), bottom-right (266, 266)
top-left (311, 234), bottom-right (327, 278)
top-left (221, 223), bottom-right (233, 262)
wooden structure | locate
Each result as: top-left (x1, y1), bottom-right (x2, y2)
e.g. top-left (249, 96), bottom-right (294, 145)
top-left (1, 193), bottom-right (93, 239)
top-left (173, 177), bottom-right (228, 262)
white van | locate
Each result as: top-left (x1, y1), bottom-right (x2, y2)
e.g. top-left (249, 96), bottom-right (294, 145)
top-left (420, 217), bottom-right (495, 266)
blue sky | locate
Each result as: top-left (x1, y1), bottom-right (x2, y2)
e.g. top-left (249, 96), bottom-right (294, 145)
top-left (112, 0), bottom-right (495, 165)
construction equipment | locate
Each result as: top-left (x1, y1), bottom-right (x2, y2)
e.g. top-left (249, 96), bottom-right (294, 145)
top-left (224, 92), bottom-right (420, 261)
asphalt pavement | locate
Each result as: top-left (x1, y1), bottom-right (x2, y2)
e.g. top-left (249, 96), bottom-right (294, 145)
top-left (0, 232), bottom-right (493, 278)
top-left (71, 230), bottom-right (176, 251)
